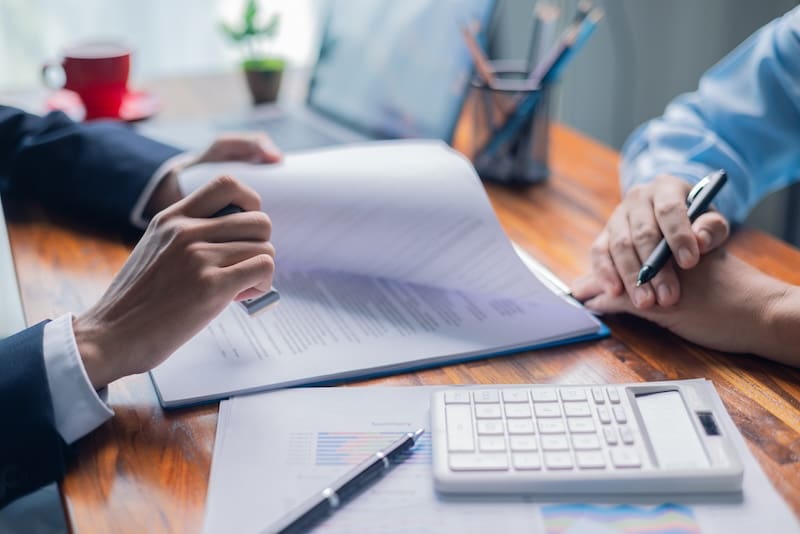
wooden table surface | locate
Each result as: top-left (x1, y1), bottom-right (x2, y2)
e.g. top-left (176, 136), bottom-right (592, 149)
top-left (4, 73), bottom-right (800, 532)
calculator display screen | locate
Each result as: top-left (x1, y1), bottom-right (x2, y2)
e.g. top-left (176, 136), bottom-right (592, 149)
top-left (635, 390), bottom-right (710, 469)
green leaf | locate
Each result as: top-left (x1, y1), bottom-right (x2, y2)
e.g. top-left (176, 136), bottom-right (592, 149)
top-left (244, 0), bottom-right (258, 34)
top-left (255, 13), bottom-right (280, 38)
top-left (220, 21), bottom-right (246, 42)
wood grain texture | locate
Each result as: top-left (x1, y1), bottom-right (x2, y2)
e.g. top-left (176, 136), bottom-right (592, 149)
top-left (4, 79), bottom-right (799, 531)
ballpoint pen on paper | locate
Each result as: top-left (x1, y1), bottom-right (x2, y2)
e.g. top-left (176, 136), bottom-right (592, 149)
top-left (263, 429), bottom-right (426, 534)
top-left (636, 170), bottom-right (728, 287)
top-left (212, 204), bottom-right (280, 315)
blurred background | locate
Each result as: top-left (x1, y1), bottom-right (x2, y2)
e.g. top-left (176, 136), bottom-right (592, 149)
top-left (0, 0), bottom-right (797, 244)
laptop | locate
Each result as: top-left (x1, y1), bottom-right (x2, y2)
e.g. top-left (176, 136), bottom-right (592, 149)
top-left (141, 0), bottom-right (496, 151)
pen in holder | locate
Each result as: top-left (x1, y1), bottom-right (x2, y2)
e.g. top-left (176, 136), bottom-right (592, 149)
top-left (470, 60), bottom-right (551, 184)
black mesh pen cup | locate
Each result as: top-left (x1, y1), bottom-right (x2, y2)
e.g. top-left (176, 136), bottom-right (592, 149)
top-left (469, 60), bottom-right (551, 184)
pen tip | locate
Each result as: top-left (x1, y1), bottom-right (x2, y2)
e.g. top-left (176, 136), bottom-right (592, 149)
top-left (413, 428), bottom-right (425, 441)
top-left (635, 280), bottom-right (642, 287)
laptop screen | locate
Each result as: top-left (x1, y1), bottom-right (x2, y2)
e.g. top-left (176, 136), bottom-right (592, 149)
top-left (307, 0), bottom-right (495, 142)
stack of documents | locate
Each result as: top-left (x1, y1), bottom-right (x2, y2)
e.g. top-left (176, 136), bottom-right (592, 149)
top-left (150, 141), bottom-right (606, 407)
top-left (203, 382), bottom-right (799, 534)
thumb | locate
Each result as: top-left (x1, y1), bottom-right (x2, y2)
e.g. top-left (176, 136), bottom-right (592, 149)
top-left (692, 211), bottom-right (730, 254)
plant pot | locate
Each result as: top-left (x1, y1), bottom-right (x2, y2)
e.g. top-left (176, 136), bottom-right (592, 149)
top-left (243, 58), bottom-right (285, 104)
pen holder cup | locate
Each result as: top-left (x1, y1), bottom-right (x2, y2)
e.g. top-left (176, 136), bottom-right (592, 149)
top-left (469, 60), bottom-right (551, 184)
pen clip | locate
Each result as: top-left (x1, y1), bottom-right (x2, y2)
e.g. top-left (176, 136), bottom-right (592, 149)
top-left (686, 176), bottom-right (710, 207)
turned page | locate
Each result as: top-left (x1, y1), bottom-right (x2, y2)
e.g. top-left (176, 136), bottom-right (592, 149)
top-left (178, 140), bottom-right (553, 301)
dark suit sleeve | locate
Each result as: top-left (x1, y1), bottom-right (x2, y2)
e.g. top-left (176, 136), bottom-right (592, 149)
top-left (0, 322), bottom-right (68, 508)
top-left (0, 106), bottom-right (182, 229)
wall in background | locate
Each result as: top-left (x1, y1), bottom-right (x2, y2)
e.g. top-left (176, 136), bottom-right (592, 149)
top-left (490, 0), bottom-right (800, 244)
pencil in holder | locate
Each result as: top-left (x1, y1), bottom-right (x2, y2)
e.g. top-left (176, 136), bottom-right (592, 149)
top-left (470, 60), bottom-right (551, 184)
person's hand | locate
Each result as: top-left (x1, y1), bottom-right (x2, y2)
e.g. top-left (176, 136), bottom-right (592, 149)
top-left (573, 175), bottom-right (729, 309)
top-left (577, 249), bottom-right (800, 367)
top-left (146, 132), bottom-right (282, 216)
top-left (194, 131), bottom-right (282, 165)
top-left (74, 175), bottom-right (275, 389)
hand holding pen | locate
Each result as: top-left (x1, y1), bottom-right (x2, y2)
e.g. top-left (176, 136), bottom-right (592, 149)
top-left (637, 170), bottom-right (728, 287)
top-left (573, 170), bottom-right (730, 309)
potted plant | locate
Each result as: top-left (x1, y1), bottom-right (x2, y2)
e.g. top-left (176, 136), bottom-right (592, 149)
top-left (221, 0), bottom-right (284, 104)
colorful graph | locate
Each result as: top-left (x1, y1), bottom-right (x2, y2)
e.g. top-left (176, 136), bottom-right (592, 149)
top-left (315, 432), bottom-right (432, 466)
top-left (541, 504), bottom-right (701, 534)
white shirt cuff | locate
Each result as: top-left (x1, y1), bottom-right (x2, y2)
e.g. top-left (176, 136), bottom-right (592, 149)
top-left (129, 152), bottom-right (197, 229)
top-left (42, 314), bottom-right (114, 444)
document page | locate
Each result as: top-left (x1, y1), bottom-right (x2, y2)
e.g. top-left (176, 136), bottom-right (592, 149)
top-left (152, 141), bottom-right (604, 405)
top-left (178, 141), bottom-right (554, 300)
top-left (151, 263), bottom-right (600, 406)
top-left (203, 383), bottom-right (799, 534)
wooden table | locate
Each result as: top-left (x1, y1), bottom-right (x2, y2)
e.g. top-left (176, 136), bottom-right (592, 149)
top-left (4, 73), bottom-right (800, 532)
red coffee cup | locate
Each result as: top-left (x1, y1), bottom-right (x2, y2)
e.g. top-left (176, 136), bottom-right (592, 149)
top-left (42, 42), bottom-right (131, 120)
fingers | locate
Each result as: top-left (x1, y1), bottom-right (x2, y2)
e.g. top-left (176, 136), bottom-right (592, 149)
top-left (589, 230), bottom-right (623, 297)
top-left (174, 174), bottom-right (262, 218)
top-left (693, 211), bottom-right (730, 253)
top-left (571, 273), bottom-right (605, 302)
top-left (647, 263), bottom-right (681, 306)
top-left (195, 210), bottom-right (272, 243)
top-left (606, 208), bottom-right (655, 308)
top-left (626, 196), bottom-right (680, 306)
top-left (199, 241), bottom-right (275, 268)
top-left (221, 253), bottom-right (275, 296)
top-left (652, 178), bottom-right (698, 269)
top-left (200, 132), bottom-right (283, 164)
top-left (583, 291), bottom-right (635, 315)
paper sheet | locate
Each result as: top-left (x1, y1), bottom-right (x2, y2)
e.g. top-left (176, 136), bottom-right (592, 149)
top-left (202, 382), bottom-right (799, 534)
top-left (177, 140), bottom-right (551, 301)
top-left (151, 142), bottom-right (601, 406)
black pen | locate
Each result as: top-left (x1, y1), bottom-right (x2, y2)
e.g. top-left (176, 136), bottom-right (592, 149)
top-left (263, 429), bottom-right (425, 534)
top-left (636, 170), bottom-right (728, 287)
top-left (212, 204), bottom-right (280, 314)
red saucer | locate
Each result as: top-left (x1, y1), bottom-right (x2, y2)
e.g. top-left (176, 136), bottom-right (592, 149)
top-left (45, 89), bottom-right (160, 122)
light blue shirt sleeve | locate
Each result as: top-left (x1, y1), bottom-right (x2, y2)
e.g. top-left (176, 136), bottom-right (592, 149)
top-left (620, 7), bottom-right (800, 223)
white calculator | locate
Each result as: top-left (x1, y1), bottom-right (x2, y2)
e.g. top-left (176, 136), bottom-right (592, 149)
top-left (431, 380), bottom-right (743, 494)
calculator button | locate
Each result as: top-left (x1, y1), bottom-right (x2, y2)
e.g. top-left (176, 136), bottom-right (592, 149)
top-left (502, 389), bottom-right (529, 403)
top-left (444, 390), bottom-right (471, 404)
top-left (597, 406), bottom-right (612, 424)
top-left (591, 387), bottom-right (605, 404)
top-left (610, 447), bottom-right (641, 468)
top-left (607, 388), bottom-right (621, 404)
top-left (445, 404), bottom-right (475, 452)
top-left (449, 453), bottom-right (509, 471)
top-left (612, 405), bottom-right (628, 424)
top-left (512, 453), bottom-right (542, 470)
top-left (603, 427), bottom-right (618, 446)
top-left (534, 403), bottom-right (562, 418)
top-left (507, 419), bottom-right (535, 434)
top-left (509, 436), bottom-right (538, 451)
top-left (560, 388), bottom-right (587, 402)
top-left (576, 451), bottom-right (606, 469)
top-left (564, 402), bottom-right (591, 417)
top-left (567, 418), bottom-right (595, 433)
top-left (476, 420), bottom-right (504, 435)
top-left (505, 403), bottom-right (532, 418)
top-left (479, 436), bottom-right (507, 452)
top-left (475, 405), bottom-right (503, 419)
top-left (619, 425), bottom-right (635, 445)
top-left (531, 388), bottom-right (558, 402)
top-left (544, 452), bottom-right (574, 469)
top-left (473, 390), bottom-right (500, 403)
top-left (572, 434), bottom-right (601, 450)
top-left (541, 435), bottom-right (570, 451)
top-left (538, 420), bottom-right (566, 434)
